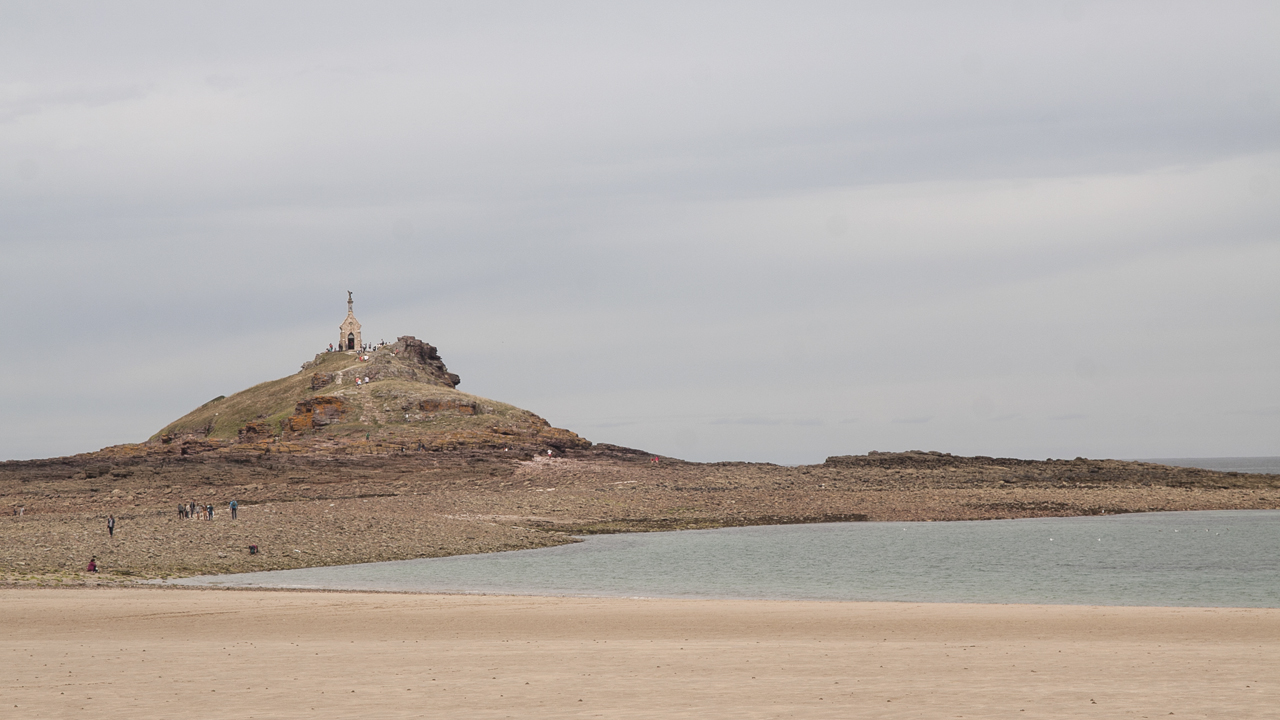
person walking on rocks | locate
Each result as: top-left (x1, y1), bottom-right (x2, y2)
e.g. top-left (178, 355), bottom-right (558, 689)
top-left (106, 515), bottom-right (115, 537)
top-left (230, 499), bottom-right (238, 520)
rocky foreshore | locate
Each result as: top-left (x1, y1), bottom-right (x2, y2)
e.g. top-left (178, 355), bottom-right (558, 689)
top-left (3, 446), bottom-right (1278, 585)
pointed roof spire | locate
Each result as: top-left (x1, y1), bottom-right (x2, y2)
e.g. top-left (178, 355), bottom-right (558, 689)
top-left (340, 292), bottom-right (362, 350)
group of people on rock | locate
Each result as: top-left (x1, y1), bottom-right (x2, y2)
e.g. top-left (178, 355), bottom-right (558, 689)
top-left (325, 340), bottom-right (388, 354)
top-left (178, 501), bottom-right (212, 520)
top-left (176, 499), bottom-right (239, 521)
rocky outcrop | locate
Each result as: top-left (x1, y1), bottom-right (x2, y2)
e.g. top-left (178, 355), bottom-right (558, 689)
top-left (237, 422), bottom-right (273, 441)
top-left (825, 451), bottom-right (974, 469)
top-left (820, 451), bottom-right (1246, 488)
top-left (382, 336), bottom-right (460, 388)
top-left (284, 397), bottom-right (348, 432)
top-left (535, 426), bottom-right (592, 450)
top-left (418, 399), bottom-right (479, 415)
top-left (299, 337), bottom-right (458, 388)
top-left (482, 413), bottom-right (590, 450)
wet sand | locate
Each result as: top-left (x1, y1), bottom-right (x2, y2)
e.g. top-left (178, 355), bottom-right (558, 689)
top-left (4, 588), bottom-right (1277, 718)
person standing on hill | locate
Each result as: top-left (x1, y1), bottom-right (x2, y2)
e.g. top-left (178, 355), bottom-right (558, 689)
top-left (230, 499), bottom-right (238, 520)
top-left (106, 515), bottom-right (115, 537)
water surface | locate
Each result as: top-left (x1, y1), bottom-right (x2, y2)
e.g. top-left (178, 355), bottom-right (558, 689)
top-left (174, 510), bottom-right (1280, 607)
top-left (1139, 456), bottom-right (1280, 474)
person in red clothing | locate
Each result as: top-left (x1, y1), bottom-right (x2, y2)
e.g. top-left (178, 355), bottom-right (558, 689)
top-left (86, 557), bottom-right (98, 573)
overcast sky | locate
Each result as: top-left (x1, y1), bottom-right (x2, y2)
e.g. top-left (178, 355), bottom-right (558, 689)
top-left (2, 1), bottom-right (1277, 464)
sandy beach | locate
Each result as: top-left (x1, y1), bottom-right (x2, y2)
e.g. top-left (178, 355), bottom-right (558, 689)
top-left (4, 588), bottom-right (1276, 718)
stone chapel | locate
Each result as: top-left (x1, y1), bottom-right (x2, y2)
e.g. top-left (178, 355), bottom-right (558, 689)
top-left (339, 291), bottom-right (362, 351)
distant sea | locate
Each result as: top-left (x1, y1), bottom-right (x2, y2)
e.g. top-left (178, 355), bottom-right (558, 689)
top-left (174, 510), bottom-right (1280, 608)
top-left (1138, 457), bottom-right (1280, 474)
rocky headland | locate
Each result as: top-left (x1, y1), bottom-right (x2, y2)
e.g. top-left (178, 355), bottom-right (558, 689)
top-left (2, 337), bottom-right (1278, 585)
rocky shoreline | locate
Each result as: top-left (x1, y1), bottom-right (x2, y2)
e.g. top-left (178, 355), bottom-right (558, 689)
top-left (3, 445), bottom-right (1278, 586)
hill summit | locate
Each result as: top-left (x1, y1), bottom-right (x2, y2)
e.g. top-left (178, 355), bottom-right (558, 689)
top-left (152, 335), bottom-right (590, 456)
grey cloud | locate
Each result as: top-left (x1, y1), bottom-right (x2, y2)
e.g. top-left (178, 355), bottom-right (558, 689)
top-left (0, 84), bottom-right (145, 123)
top-left (2, 2), bottom-right (1278, 462)
top-left (709, 417), bottom-right (825, 427)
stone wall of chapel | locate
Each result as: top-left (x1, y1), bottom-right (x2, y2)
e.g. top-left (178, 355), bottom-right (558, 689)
top-left (339, 315), bottom-right (362, 351)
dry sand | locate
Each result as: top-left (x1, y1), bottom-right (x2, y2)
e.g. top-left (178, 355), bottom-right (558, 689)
top-left (4, 588), bottom-right (1276, 719)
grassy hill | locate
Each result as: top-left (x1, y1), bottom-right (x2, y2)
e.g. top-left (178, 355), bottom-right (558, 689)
top-left (152, 337), bottom-right (589, 452)
top-left (153, 350), bottom-right (344, 441)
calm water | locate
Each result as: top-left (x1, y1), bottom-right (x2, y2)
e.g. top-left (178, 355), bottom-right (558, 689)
top-left (1141, 456), bottom-right (1280, 474)
top-left (173, 510), bottom-right (1280, 607)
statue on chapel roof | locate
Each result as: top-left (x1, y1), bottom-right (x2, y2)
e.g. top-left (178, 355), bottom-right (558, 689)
top-left (339, 292), bottom-right (362, 351)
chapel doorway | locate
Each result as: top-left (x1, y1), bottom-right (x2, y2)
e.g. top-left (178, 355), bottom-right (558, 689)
top-left (347, 333), bottom-right (355, 350)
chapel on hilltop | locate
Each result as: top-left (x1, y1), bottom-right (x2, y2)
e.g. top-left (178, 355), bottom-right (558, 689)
top-left (339, 291), bottom-right (362, 351)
